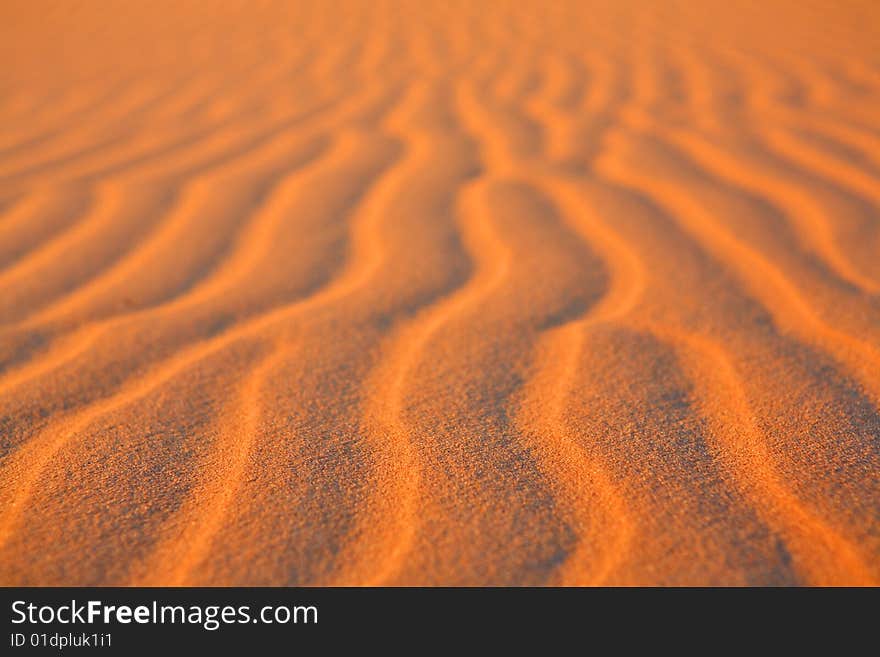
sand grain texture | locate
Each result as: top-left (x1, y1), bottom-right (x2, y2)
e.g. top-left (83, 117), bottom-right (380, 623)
top-left (0, 0), bottom-right (878, 585)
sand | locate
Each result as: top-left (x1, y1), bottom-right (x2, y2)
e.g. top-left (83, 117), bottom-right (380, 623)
top-left (0, 0), bottom-right (878, 586)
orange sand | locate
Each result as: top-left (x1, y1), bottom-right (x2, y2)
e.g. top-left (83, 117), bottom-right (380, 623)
top-left (0, 1), bottom-right (878, 586)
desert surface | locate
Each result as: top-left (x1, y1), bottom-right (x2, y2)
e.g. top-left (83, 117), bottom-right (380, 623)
top-left (0, 0), bottom-right (878, 585)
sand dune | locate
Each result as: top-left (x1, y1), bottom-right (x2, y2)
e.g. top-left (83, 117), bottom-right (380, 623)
top-left (0, 0), bottom-right (878, 585)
